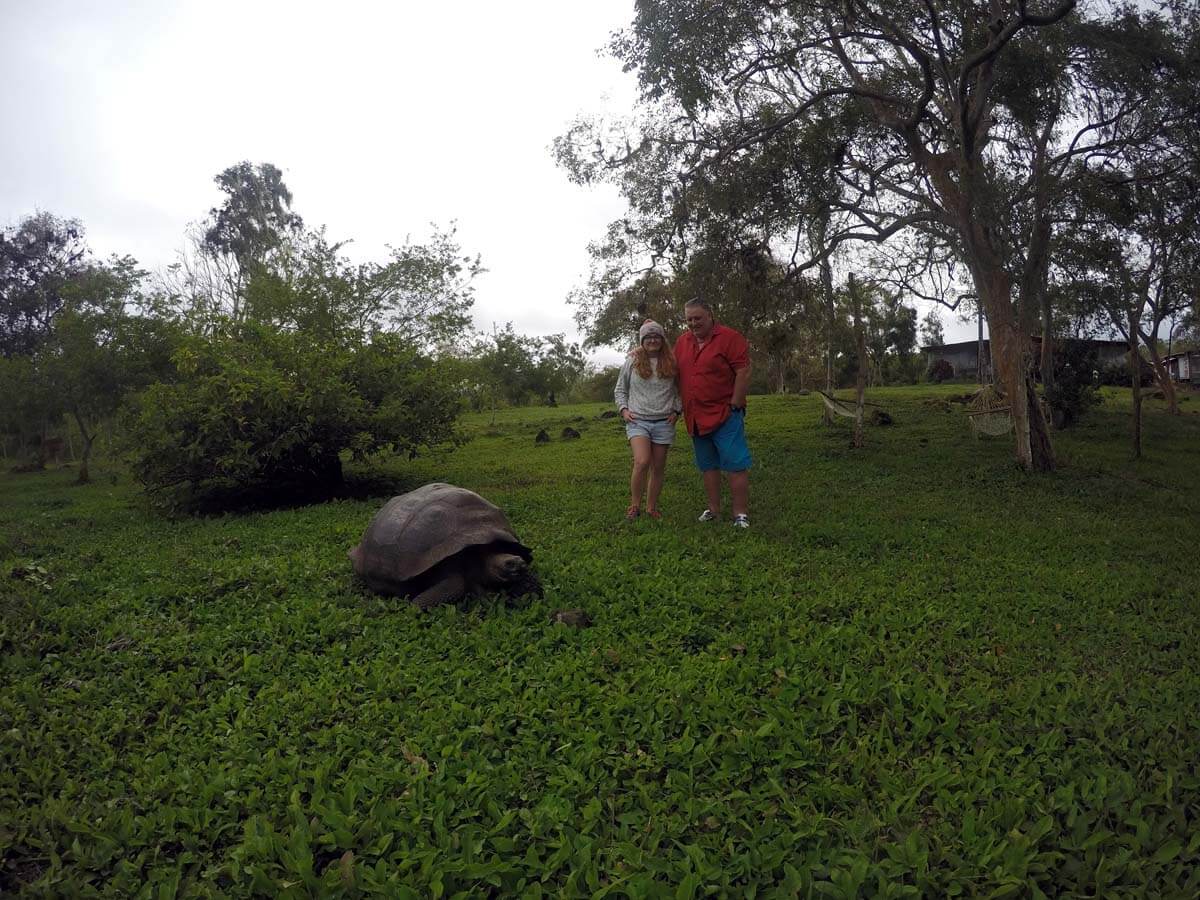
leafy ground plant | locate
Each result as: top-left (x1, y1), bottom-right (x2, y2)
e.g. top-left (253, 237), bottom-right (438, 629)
top-left (2, 385), bottom-right (1198, 897)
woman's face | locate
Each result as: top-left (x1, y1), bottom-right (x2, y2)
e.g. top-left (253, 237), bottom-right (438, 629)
top-left (642, 334), bottom-right (664, 352)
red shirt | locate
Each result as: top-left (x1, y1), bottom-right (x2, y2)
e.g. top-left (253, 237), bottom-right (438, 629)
top-left (675, 324), bottom-right (750, 435)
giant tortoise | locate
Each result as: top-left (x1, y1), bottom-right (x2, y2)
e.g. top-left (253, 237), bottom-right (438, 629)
top-left (348, 483), bottom-right (542, 609)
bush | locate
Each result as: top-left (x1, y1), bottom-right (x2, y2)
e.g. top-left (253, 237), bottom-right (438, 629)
top-left (124, 327), bottom-right (460, 507)
top-left (927, 358), bottom-right (954, 382)
top-left (1043, 338), bottom-right (1102, 427)
top-left (1096, 356), bottom-right (1155, 388)
top-left (566, 365), bottom-right (623, 404)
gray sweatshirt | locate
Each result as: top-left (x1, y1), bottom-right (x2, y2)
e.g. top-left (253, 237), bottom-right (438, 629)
top-left (614, 356), bottom-right (682, 420)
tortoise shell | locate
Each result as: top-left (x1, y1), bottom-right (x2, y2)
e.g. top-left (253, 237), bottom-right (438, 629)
top-left (348, 483), bottom-right (532, 589)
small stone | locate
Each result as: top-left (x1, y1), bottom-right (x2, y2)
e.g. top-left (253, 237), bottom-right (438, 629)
top-left (535, 429), bottom-right (550, 444)
top-left (549, 608), bottom-right (593, 627)
top-left (560, 427), bottom-right (581, 440)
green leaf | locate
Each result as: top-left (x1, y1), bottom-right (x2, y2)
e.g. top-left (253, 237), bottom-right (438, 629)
top-left (1152, 839), bottom-right (1182, 865)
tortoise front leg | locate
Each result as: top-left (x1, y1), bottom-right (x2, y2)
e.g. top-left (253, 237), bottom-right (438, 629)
top-left (411, 572), bottom-right (467, 610)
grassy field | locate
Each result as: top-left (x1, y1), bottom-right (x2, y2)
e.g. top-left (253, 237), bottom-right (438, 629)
top-left (2, 385), bottom-right (1198, 897)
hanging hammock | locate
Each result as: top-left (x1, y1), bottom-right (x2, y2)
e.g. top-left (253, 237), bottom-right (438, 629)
top-left (817, 390), bottom-right (884, 419)
top-left (965, 385), bottom-right (1012, 437)
top-left (817, 390), bottom-right (859, 419)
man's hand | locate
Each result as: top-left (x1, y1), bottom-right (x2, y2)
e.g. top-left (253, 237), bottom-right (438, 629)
top-left (730, 364), bottom-right (751, 413)
top-left (621, 408), bottom-right (636, 423)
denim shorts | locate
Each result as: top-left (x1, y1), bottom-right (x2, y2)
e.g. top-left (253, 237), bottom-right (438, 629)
top-left (625, 417), bottom-right (677, 445)
top-left (691, 409), bottom-right (752, 472)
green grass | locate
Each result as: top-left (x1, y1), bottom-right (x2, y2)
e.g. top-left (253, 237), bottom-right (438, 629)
top-left (2, 385), bottom-right (1198, 897)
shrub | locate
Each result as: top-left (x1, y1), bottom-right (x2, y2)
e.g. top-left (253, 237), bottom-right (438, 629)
top-left (124, 327), bottom-right (459, 507)
top-left (1043, 338), bottom-right (1102, 427)
top-left (927, 358), bottom-right (954, 382)
top-left (566, 365), bottom-right (622, 404)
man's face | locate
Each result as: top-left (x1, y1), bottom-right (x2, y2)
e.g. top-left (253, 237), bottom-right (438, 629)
top-left (685, 305), bottom-right (714, 339)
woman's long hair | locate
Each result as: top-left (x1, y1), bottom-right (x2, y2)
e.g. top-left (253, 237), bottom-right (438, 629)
top-left (632, 337), bottom-right (676, 380)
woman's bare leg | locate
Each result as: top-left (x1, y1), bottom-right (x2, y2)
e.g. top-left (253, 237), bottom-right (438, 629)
top-left (646, 442), bottom-right (669, 513)
top-left (629, 436), bottom-right (652, 510)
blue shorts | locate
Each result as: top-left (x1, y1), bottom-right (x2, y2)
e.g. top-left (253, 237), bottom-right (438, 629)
top-left (691, 409), bottom-right (752, 472)
top-left (625, 418), bottom-right (677, 445)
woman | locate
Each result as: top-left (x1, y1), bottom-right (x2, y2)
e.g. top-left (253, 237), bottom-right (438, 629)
top-left (614, 320), bottom-right (682, 520)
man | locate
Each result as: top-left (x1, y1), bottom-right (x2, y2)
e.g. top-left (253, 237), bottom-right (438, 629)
top-left (674, 298), bottom-right (753, 528)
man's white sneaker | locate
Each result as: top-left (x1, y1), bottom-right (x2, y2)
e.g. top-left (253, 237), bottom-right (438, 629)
top-left (733, 514), bottom-right (750, 529)
top-left (698, 509), bottom-right (716, 522)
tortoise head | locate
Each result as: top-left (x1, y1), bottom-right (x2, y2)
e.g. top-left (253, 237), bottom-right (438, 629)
top-left (482, 550), bottom-right (543, 602)
top-left (483, 552), bottom-right (528, 584)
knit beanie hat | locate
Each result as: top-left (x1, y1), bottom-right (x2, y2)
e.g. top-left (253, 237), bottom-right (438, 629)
top-left (638, 319), bottom-right (666, 343)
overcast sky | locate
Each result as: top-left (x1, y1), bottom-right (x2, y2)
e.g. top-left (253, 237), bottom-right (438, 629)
top-left (1, 0), bottom-right (976, 364)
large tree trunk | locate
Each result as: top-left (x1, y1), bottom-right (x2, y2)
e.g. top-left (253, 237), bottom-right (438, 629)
top-left (849, 275), bottom-right (866, 449)
top-left (70, 408), bottom-right (93, 485)
top-left (77, 434), bottom-right (94, 485)
top-left (821, 254), bottom-right (835, 425)
top-left (1142, 341), bottom-right (1179, 415)
top-left (976, 268), bottom-right (1055, 471)
top-left (920, 126), bottom-right (1055, 471)
top-left (1128, 308), bottom-right (1142, 459)
top-left (1040, 297), bottom-right (1055, 390)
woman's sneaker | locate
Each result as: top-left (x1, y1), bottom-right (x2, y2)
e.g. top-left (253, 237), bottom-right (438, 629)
top-left (698, 509), bottom-right (716, 522)
top-left (733, 514), bottom-right (750, 529)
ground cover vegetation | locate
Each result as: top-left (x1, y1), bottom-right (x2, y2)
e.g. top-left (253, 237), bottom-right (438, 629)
top-left (2, 387), bottom-right (1199, 896)
top-left (3, 0), bottom-right (1199, 894)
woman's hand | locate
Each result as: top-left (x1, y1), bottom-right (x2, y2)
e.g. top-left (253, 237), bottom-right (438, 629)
top-left (621, 408), bottom-right (636, 423)
top-left (667, 413), bottom-right (678, 425)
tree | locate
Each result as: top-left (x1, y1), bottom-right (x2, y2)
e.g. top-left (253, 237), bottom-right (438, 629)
top-left (561, 0), bottom-right (1198, 471)
top-left (863, 288), bottom-right (919, 385)
top-left (0, 353), bottom-right (57, 464)
top-left (124, 327), bottom-right (461, 506)
top-left (573, 270), bottom-right (681, 350)
top-left (163, 162), bottom-right (304, 331)
top-left (530, 333), bottom-right (588, 406)
top-left (130, 200), bottom-right (483, 506)
top-left (363, 226), bottom-right (482, 350)
top-left (203, 162), bottom-right (303, 277)
top-left (41, 258), bottom-right (176, 483)
top-left (919, 309), bottom-right (945, 348)
top-left (0, 213), bottom-right (88, 357)
top-left (1055, 149), bottom-right (1200, 457)
top-left (470, 324), bottom-right (587, 409)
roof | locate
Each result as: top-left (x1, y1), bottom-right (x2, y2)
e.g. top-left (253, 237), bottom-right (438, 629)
top-left (1164, 348), bottom-right (1200, 361)
top-left (922, 337), bottom-right (1129, 352)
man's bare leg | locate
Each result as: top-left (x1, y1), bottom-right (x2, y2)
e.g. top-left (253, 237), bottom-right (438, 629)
top-left (727, 470), bottom-right (749, 518)
top-left (703, 469), bottom-right (722, 515)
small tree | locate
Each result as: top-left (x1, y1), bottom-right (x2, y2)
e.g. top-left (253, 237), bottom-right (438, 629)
top-left (130, 190), bottom-right (480, 506)
top-left (919, 310), bottom-right (946, 349)
top-left (43, 258), bottom-right (176, 483)
top-left (471, 325), bottom-right (586, 409)
top-left (1, 213), bottom-right (88, 358)
top-left (125, 328), bottom-right (460, 506)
